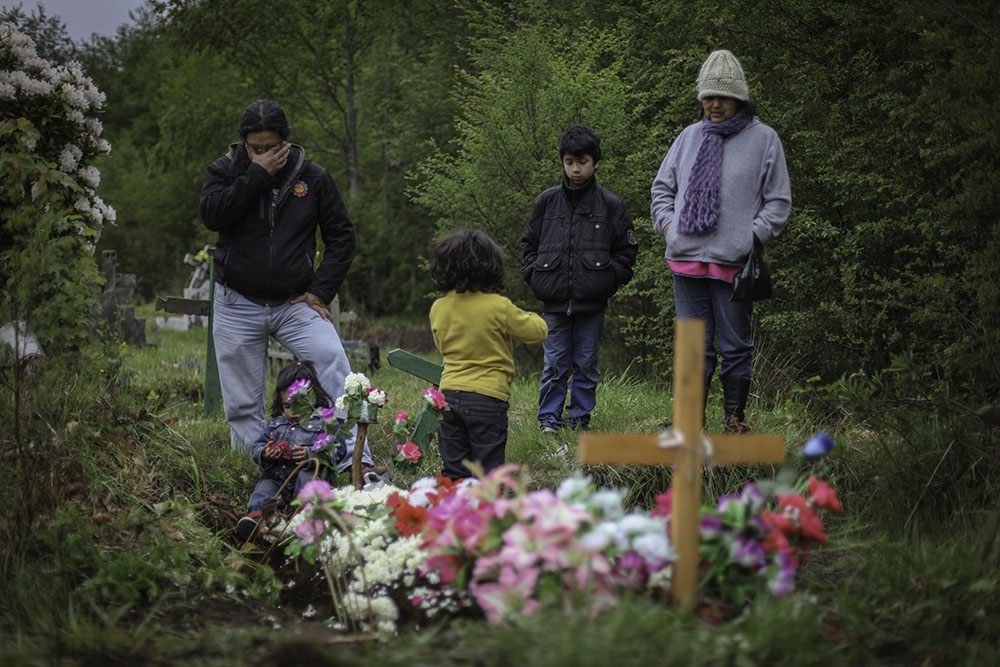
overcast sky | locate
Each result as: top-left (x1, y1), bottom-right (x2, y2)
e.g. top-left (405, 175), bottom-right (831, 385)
top-left (2, 0), bottom-right (148, 42)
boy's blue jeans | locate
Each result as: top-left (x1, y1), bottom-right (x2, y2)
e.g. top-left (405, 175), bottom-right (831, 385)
top-left (212, 283), bottom-right (371, 471)
top-left (537, 310), bottom-right (605, 430)
top-left (672, 274), bottom-right (754, 382)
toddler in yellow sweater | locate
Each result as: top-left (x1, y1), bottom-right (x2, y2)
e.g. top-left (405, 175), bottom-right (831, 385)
top-left (429, 229), bottom-right (548, 479)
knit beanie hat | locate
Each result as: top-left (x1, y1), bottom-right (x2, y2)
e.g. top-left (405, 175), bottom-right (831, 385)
top-left (697, 49), bottom-right (750, 101)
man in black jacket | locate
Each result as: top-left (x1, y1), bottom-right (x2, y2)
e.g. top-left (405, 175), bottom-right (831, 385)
top-left (521, 125), bottom-right (638, 432)
top-left (200, 100), bottom-right (374, 472)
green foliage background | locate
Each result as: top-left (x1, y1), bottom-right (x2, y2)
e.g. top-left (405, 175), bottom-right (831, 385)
top-left (5, 0), bottom-right (997, 402)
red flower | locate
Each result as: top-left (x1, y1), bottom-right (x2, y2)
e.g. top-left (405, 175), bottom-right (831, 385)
top-left (761, 509), bottom-right (798, 537)
top-left (386, 491), bottom-right (406, 510)
top-left (397, 441), bottom-right (422, 462)
top-left (808, 475), bottom-right (844, 514)
top-left (778, 494), bottom-right (827, 545)
top-left (392, 502), bottom-right (429, 537)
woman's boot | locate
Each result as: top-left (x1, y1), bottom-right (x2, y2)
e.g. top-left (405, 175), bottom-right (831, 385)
top-left (721, 376), bottom-right (752, 434)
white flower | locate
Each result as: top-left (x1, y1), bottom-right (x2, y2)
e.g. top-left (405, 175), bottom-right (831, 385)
top-left (556, 475), bottom-right (592, 502)
top-left (587, 489), bottom-right (625, 520)
top-left (85, 116), bottom-right (103, 135)
top-left (633, 532), bottom-right (673, 564)
top-left (59, 144), bottom-right (83, 172)
top-left (9, 70), bottom-right (52, 95)
top-left (61, 82), bottom-right (89, 109)
top-left (334, 395), bottom-right (346, 410)
top-left (78, 165), bottom-right (100, 189)
top-left (84, 83), bottom-right (106, 109)
top-left (67, 108), bottom-right (86, 125)
top-left (0, 81), bottom-right (15, 99)
top-left (344, 372), bottom-right (371, 396)
top-left (367, 388), bottom-right (387, 406)
top-left (97, 138), bottom-right (111, 154)
top-left (579, 522), bottom-right (616, 551)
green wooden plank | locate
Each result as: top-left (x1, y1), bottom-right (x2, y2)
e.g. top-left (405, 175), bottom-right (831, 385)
top-left (203, 253), bottom-right (221, 417)
top-left (155, 296), bottom-right (211, 316)
top-left (386, 348), bottom-right (442, 386)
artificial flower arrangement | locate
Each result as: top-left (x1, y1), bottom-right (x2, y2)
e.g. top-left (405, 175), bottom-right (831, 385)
top-left (390, 387), bottom-right (448, 466)
top-left (279, 372), bottom-right (390, 477)
top-left (283, 431), bottom-right (843, 635)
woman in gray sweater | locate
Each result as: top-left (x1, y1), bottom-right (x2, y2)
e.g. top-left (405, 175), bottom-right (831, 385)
top-left (650, 49), bottom-right (791, 433)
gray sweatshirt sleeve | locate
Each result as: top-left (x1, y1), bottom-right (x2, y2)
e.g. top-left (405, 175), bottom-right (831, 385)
top-left (750, 133), bottom-right (791, 246)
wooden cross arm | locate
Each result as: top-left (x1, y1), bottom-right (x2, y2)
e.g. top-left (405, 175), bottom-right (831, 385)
top-left (386, 348), bottom-right (443, 386)
top-left (578, 432), bottom-right (785, 466)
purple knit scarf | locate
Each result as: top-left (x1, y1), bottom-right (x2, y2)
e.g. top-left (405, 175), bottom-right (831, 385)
top-left (677, 111), bottom-right (752, 236)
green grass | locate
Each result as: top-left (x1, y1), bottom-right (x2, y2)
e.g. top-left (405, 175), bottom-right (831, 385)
top-left (2, 308), bottom-right (999, 665)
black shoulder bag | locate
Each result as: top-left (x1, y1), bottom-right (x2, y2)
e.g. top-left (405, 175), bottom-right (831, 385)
top-left (730, 236), bottom-right (772, 302)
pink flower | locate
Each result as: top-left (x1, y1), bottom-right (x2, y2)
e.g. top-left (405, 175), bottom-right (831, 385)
top-left (311, 432), bottom-right (332, 453)
top-left (294, 518), bottom-right (325, 545)
top-left (320, 407), bottom-right (338, 423)
top-left (470, 565), bottom-right (541, 624)
top-left (395, 410), bottom-right (409, 425)
top-left (396, 441), bottom-right (422, 462)
top-left (808, 475), bottom-right (843, 514)
top-left (286, 378), bottom-right (311, 399)
top-left (422, 386), bottom-right (448, 410)
top-left (651, 489), bottom-right (673, 518)
top-left (297, 479), bottom-right (335, 504)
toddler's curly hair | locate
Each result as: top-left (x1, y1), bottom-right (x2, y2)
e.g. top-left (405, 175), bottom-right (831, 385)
top-left (430, 228), bottom-right (505, 293)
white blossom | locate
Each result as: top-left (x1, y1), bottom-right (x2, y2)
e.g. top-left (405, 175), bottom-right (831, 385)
top-left (344, 373), bottom-right (371, 396)
top-left (367, 388), bottom-right (387, 407)
top-left (0, 81), bottom-right (14, 99)
top-left (61, 82), bottom-right (88, 109)
top-left (59, 144), bottom-right (83, 172)
top-left (78, 165), bottom-right (100, 189)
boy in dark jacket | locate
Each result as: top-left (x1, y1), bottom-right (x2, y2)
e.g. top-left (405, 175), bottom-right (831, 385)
top-left (521, 125), bottom-right (638, 432)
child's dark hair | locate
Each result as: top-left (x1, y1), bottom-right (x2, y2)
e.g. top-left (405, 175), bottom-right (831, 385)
top-left (558, 124), bottom-right (601, 162)
top-left (229, 99), bottom-right (292, 178)
top-left (271, 360), bottom-right (332, 417)
top-left (430, 228), bottom-right (505, 293)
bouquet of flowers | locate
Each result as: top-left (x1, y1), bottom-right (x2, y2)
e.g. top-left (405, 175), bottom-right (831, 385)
top-left (282, 373), bottom-right (388, 477)
top-left (282, 432), bottom-right (844, 630)
top-left (389, 386), bottom-right (449, 467)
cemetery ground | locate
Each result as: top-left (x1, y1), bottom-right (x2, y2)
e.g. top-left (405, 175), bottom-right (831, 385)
top-left (2, 304), bottom-right (999, 666)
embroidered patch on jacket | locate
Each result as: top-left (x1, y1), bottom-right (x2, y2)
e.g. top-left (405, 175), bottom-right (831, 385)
top-left (292, 181), bottom-right (309, 197)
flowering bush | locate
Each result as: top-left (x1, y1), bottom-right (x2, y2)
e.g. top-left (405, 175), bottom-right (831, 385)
top-left (1, 24), bottom-right (114, 350)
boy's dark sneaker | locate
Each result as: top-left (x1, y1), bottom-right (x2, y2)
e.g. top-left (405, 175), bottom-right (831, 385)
top-left (235, 514), bottom-right (260, 542)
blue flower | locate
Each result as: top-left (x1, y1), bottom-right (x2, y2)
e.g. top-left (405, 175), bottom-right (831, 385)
top-left (803, 431), bottom-right (835, 459)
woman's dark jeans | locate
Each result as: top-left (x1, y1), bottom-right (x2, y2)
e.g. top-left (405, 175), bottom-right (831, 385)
top-left (672, 274), bottom-right (754, 382)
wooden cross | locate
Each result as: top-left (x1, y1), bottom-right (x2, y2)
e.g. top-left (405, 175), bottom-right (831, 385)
top-left (578, 319), bottom-right (785, 608)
